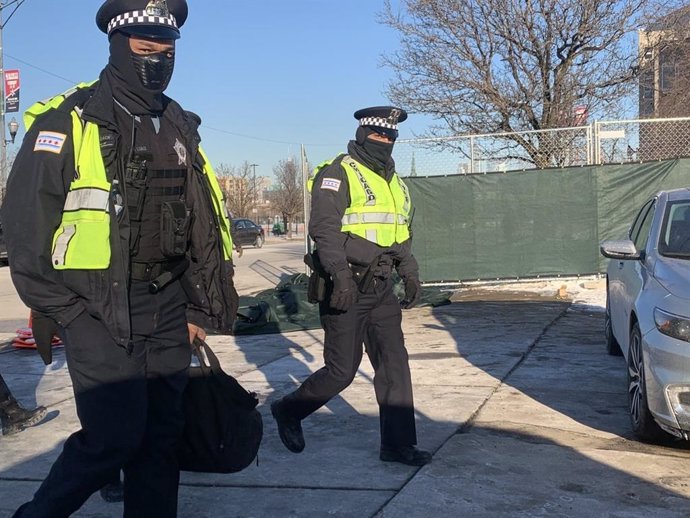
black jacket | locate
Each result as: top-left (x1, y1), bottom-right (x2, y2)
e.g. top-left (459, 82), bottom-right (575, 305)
top-left (1, 79), bottom-right (238, 347)
top-left (309, 143), bottom-right (419, 280)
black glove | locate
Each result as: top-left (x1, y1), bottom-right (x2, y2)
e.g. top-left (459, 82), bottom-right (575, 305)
top-left (329, 269), bottom-right (358, 311)
top-left (400, 277), bottom-right (422, 309)
top-left (31, 311), bottom-right (58, 366)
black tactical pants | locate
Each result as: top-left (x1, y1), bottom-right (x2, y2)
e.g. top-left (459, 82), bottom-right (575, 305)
top-left (14, 279), bottom-right (191, 518)
top-left (0, 372), bottom-right (13, 406)
top-left (283, 276), bottom-right (417, 449)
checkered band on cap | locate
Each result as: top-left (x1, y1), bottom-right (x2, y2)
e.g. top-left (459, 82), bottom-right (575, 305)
top-left (359, 117), bottom-right (398, 130)
top-left (107, 10), bottom-right (178, 35)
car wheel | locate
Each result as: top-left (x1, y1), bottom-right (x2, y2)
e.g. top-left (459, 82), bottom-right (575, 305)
top-left (605, 291), bottom-right (622, 356)
top-left (254, 234), bottom-right (264, 248)
top-left (627, 322), bottom-right (666, 442)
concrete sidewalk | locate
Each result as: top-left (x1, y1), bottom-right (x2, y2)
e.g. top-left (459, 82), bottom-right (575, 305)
top-left (3, 297), bottom-right (690, 517)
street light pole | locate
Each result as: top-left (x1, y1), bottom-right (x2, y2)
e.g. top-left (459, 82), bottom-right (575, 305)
top-left (0, 1), bottom-right (25, 203)
top-left (0, 3), bottom-right (6, 202)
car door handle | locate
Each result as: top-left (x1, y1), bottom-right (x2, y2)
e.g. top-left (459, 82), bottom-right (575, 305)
top-left (618, 261), bottom-right (624, 269)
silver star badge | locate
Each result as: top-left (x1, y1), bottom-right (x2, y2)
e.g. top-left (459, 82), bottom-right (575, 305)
top-left (174, 138), bottom-right (187, 166)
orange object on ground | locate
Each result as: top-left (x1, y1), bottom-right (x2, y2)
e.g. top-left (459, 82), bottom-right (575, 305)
top-left (11, 312), bottom-right (63, 350)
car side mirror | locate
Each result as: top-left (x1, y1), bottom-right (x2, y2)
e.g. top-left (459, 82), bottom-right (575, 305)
top-left (600, 239), bottom-right (641, 260)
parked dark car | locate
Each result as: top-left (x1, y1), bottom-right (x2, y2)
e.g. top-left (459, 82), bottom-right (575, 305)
top-left (0, 219), bottom-right (7, 265)
top-left (231, 218), bottom-right (265, 248)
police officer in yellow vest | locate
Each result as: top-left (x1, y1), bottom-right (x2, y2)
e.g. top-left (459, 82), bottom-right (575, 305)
top-left (271, 106), bottom-right (431, 467)
top-left (1, 1), bottom-right (238, 516)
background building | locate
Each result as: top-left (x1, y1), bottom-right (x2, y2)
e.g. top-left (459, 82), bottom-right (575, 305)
top-left (637, 6), bottom-right (690, 160)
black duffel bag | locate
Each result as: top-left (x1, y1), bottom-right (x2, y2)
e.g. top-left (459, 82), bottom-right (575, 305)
top-left (178, 338), bottom-right (263, 473)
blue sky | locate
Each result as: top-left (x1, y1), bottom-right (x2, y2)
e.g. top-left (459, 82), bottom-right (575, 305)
top-left (2, 0), bottom-right (430, 180)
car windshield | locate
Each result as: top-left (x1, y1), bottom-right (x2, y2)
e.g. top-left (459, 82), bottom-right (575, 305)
top-left (659, 200), bottom-right (690, 259)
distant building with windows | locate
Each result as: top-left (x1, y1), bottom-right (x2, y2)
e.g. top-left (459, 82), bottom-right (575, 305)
top-left (639, 7), bottom-right (690, 118)
top-left (217, 175), bottom-right (271, 205)
top-left (637, 7), bottom-right (690, 160)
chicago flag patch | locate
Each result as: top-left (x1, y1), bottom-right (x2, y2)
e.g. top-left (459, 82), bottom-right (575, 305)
top-left (321, 178), bottom-right (341, 192)
top-left (34, 131), bottom-right (67, 154)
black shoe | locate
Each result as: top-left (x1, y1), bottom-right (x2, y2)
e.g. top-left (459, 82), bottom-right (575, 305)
top-left (100, 481), bottom-right (124, 503)
top-left (380, 446), bottom-right (432, 466)
top-left (271, 399), bottom-right (305, 453)
top-left (1, 404), bottom-right (47, 436)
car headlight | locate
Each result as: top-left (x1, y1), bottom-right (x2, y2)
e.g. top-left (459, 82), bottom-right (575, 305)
top-left (654, 308), bottom-right (690, 343)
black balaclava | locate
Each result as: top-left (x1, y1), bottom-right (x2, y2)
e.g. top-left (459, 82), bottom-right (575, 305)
top-left (102, 31), bottom-right (174, 115)
top-left (348, 126), bottom-right (396, 179)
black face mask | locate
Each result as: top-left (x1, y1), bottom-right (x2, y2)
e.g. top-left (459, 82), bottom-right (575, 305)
top-left (361, 137), bottom-right (395, 166)
top-left (102, 32), bottom-right (172, 115)
top-left (131, 51), bottom-right (175, 92)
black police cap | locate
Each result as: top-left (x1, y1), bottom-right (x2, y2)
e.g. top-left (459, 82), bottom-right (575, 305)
top-left (96, 0), bottom-right (188, 40)
top-left (353, 106), bottom-right (408, 130)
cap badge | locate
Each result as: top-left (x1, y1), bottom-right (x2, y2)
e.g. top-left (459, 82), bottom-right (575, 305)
top-left (387, 109), bottom-right (401, 125)
top-left (146, 0), bottom-right (170, 17)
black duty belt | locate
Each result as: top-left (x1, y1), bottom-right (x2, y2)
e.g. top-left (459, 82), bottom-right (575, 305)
top-left (349, 259), bottom-right (393, 280)
top-left (130, 257), bottom-right (187, 288)
top-left (131, 261), bottom-right (175, 281)
top-left (130, 259), bottom-right (189, 294)
top-left (349, 263), bottom-right (370, 278)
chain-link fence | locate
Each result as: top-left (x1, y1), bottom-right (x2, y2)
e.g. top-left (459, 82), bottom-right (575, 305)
top-left (395, 117), bottom-right (690, 177)
top-left (595, 118), bottom-right (690, 164)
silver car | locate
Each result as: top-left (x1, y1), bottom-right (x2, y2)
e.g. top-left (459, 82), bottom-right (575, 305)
top-left (601, 188), bottom-right (690, 442)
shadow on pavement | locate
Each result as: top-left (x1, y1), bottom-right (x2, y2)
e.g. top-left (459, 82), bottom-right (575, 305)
top-left (429, 300), bottom-right (630, 436)
top-left (4, 298), bottom-right (690, 516)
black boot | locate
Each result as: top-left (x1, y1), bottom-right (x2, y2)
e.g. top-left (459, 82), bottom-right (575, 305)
top-left (0, 402), bottom-right (47, 436)
top-left (271, 398), bottom-right (305, 453)
top-left (100, 473), bottom-right (124, 503)
top-left (380, 445), bottom-right (432, 466)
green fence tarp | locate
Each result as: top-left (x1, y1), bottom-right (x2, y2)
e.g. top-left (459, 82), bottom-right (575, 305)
top-left (406, 158), bottom-right (690, 282)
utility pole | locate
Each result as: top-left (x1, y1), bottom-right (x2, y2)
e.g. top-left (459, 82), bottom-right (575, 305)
top-left (249, 163), bottom-right (258, 219)
top-left (301, 144), bottom-right (312, 272)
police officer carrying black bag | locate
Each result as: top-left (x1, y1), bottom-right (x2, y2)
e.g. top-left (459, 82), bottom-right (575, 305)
top-left (271, 106), bottom-right (431, 467)
top-left (1, 1), bottom-right (238, 516)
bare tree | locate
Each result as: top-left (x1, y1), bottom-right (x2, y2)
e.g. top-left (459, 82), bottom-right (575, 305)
top-left (381, 0), bottom-right (678, 168)
top-left (215, 161), bottom-right (258, 219)
top-left (270, 158), bottom-right (303, 238)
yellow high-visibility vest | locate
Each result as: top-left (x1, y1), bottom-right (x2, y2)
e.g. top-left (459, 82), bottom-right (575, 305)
top-left (24, 85), bottom-right (234, 269)
top-left (309, 154), bottom-right (411, 246)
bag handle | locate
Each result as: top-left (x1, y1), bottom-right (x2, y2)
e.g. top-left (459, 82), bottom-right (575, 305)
top-left (192, 337), bottom-right (225, 376)
top-left (191, 337), bottom-right (259, 408)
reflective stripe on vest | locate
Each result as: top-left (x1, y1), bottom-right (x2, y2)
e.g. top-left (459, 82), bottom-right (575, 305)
top-left (63, 188), bottom-right (110, 212)
top-left (340, 213), bottom-right (408, 225)
top-left (339, 156), bottom-right (411, 246)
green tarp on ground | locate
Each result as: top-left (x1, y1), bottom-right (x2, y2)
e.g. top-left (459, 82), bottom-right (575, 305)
top-left (231, 274), bottom-right (451, 335)
top-left (406, 158), bottom-right (690, 282)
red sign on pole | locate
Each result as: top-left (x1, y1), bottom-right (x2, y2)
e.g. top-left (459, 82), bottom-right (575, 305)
top-left (5, 69), bottom-right (20, 113)
top-left (573, 105), bottom-right (588, 126)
